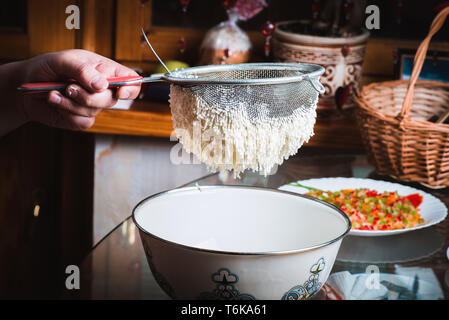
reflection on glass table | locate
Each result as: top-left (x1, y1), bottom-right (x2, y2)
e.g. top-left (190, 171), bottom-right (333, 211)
top-left (77, 153), bottom-right (449, 300)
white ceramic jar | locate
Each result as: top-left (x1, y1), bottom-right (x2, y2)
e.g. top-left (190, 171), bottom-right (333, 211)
top-left (273, 21), bottom-right (369, 110)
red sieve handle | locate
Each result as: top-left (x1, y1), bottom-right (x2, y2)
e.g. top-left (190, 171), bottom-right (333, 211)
top-left (18, 75), bottom-right (143, 94)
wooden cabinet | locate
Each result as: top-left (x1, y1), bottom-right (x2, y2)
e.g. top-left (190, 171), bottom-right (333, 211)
top-left (0, 123), bottom-right (95, 298)
top-left (0, 124), bottom-right (60, 298)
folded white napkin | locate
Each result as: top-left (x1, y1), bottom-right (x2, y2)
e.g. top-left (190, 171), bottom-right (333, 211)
top-left (327, 267), bottom-right (444, 300)
top-left (326, 271), bottom-right (388, 300)
top-left (394, 265), bottom-right (444, 300)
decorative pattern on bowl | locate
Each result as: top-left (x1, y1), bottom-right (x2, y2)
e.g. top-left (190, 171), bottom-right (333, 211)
top-left (281, 257), bottom-right (326, 300)
top-left (198, 268), bottom-right (256, 300)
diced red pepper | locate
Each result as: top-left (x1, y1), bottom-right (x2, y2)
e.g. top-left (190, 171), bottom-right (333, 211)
top-left (405, 193), bottom-right (423, 207)
top-left (366, 190), bottom-right (378, 197)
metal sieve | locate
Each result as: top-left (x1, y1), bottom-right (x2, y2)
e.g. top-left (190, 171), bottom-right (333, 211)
top-left (166, 63), bottom-right (323, 121)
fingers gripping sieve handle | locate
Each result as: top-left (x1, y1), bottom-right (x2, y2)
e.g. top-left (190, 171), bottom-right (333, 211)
top-left (17, 76), bottom-right (144, 94)
top-left (306, 77), bottom-right (326, 94)
top-left (17, 75), bottom-right (166, 94)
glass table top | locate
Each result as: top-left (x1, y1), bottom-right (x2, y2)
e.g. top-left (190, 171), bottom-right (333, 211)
top-left (77, 152), bottom-right (449, 300)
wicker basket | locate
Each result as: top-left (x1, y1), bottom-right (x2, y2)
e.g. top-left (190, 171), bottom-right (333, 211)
top-left (354, 7), bottom-right (449, 189)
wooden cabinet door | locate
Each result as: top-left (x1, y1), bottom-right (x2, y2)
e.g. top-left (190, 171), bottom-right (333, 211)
top-left (0, 0), bottom-right (78, 61)
top-left (0, 124), bottom-right (60, 298)
top-left (0, 0), bottom-right (114, 62)
top-left (0, 127), bottom-right (95, 299)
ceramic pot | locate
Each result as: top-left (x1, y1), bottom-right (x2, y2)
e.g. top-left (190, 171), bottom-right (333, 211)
top-left (273, 21), bottom-right (369, 110)
top-left (133, 186), bottom-right (351, 300)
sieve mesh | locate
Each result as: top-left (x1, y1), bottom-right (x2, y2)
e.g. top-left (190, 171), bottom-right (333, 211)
top-left (168, 65), bottom-right (321, 123)
top-left (187, 81), bottom-right (317, 121)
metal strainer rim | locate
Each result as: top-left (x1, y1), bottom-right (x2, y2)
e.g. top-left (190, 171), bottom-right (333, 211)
top-left (162, 62), bottom-right (325, 86)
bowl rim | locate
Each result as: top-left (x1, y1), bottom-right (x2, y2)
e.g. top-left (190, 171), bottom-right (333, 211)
top-left (132, 185), bottom-right (352, 256)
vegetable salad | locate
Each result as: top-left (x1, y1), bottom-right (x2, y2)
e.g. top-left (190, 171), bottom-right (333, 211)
top-left (302, 187), bottom-right (424, 230)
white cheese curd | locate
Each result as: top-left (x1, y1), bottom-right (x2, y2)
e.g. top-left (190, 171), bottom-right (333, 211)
top-left (169, 85), bottom-right (317, 178)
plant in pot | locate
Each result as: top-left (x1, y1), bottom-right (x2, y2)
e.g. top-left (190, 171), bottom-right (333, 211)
top-left (272, 0), bottom-right (369, 113)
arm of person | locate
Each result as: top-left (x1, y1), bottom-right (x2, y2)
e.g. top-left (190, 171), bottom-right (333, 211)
top-left (0, 61), bottom-right (29, 136)
top-left (0, 49), bottom-right (141, 137)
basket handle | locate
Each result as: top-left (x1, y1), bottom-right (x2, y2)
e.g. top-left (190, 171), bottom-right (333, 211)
top-left (398, 6), bottom-right (449, 122)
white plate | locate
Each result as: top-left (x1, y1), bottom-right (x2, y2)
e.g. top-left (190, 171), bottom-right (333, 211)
top-left (336, 229), bottom-right (444, 263)
top-left (279, 177), bottom-right (448, 237)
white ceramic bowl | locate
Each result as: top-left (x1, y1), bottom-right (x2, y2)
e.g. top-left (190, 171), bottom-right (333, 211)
top-left (133, 186), bottom-right (351, 300)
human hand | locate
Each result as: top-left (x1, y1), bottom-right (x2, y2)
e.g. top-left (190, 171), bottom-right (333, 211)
top-left (16, 49), bottom-right (141, 130)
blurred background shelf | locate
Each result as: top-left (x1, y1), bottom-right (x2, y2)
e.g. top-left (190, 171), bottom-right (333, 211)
top-left (87, 101), bottom-right (173, 138)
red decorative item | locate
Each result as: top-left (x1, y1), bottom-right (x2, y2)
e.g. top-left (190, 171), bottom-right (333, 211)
top-left (263, 42), bottom-right (270, 58)
top-left (261, 21), bottom-right (275, 58)
top-left (178, 37), bottom-right (187, 54)
top-left (335, 85), bottom-right (351, 110)
top-left (224, 0), bottom-right (237, 9)
top-left (261, 21), bottom-right (275, 36)
top-left (341, 45), bottom-right (350, 57)
top-left (180, 0), bottom-right (190, 13)
top-left (312, 0), bottom-right (320, 19)
top-left (228, 0), bottom-right (267, 21)
top-left (392, 48), bottom-right (399, 64)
